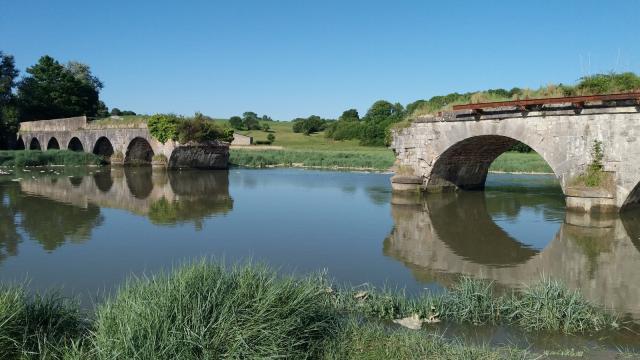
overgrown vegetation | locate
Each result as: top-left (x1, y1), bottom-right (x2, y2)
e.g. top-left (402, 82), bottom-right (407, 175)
top-left (147, 112), bottom-right (234, 144)
top-left (0, 150), bottom-right (103, 167)
top-left (230, 148), bottom-right (395, 170)
top-left (573, 140), bottom-right (608, 187)
top-left (0, 262), bottom-right (625, 359)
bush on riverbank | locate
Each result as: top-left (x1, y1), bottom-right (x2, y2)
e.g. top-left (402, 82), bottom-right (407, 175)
top-left (230, 148), bottom-right (395, 170)
top-left (0, 262), bottom-right (624, 359)
top-left (0, 150), bottom-right (103, 167)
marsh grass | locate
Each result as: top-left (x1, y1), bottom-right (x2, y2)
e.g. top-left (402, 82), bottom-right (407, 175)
top-left (0, 265), bottom-right (624, 359)
top-left (489, 152), bottom-right (553, 174)
top-left (230, 148), bottom-right (395, 170)
top-left (0, 286), bottom-right (88, 360)
top-left (336, 277), bottom-right (617, 334)
top-left (322, 318), bottom-right (532, 360)
top-left (0, 150), bottom-right (103, 167)
top-left (92, 261), bottom-right (340, 359)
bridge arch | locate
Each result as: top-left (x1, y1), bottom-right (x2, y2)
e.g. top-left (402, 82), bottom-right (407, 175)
top-left (29, 137), bottom-right (41, 150)
top-left (47, 137), bottom-right (60, 150)
top-left (125, 137), bottom-right (154, 165)
top-left (426, 135), bottom-right (562, 193)
top-left (92, 137), bottom-right (114, 162)
top-left (15, 137), bottom-right (25, 150)
top-left (623, 182), bottom-right (640, 209)
top-left (67, 137), bottom-right (84, 152)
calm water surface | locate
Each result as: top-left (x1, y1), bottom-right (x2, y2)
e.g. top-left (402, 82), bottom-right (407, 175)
top-left (1, 168), bottom-right (640, 324)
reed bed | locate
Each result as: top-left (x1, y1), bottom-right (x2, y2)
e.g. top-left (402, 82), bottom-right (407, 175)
top-left (230, 148), bottom-right (395, 170)
top-left (0, 150), bottom-right (103, 167)
top-left (0, 262), bottom-right (624, 359)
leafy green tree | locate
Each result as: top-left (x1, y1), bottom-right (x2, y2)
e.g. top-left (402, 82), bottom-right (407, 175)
top-left (148, 114), bottom-right (179, 143)
top-left (291, 115), bottom-right (328, 135)
top-left (339, 108), bottom-right (360, 122)
top-left (229, 116), bottom-right (243, 129)
top-left (0, 51), bottom-right (19, 149)
top-left (242, 111), bottom-right (261, 130)
top-left (359, 100), bottom-right (404, 146)
top-left (17, 56), bottom-right (104, 121)
top-left (267, 133), bottom-right (275, 143)
top-left (261, 122), bottom-right (270, 132)
top-left (111, 108), bottom-right (122, 116)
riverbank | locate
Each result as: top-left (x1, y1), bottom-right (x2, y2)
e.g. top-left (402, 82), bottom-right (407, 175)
top-left (0, 261), bottom-right (632, 359)
top-left (230, 148), bottom-right (395, 170)
top-left (0, 150), bottom-right (103, 167)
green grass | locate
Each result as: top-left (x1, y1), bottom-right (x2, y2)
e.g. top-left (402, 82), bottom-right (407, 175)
top-left (0, 263), bottom-right (625, 359)
top-left (489, 152), bottom-right (553, 174)
top-left (0, 150), bottom-right (104, 167)
top-left (230, 148), bottom-right (395, 170)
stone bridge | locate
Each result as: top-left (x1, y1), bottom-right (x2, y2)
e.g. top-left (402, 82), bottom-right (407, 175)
top-left (17, 116), bottom-right (229, 169)
top-left (391, 102), bottom-right (640, 212)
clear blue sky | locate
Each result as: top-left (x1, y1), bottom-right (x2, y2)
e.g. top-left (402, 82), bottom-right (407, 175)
top-left (2, 0), bottom-right (639, 120)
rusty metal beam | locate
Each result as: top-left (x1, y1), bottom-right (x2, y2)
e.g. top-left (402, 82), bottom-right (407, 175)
top-left (452, 92), bottom-right (640, 111)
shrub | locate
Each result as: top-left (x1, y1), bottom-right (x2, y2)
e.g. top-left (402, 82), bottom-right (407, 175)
top-left (148, 113), bottom-right (234, 144)
top-left (93, 261), bottom-right (340, 359)
top-left (267, 133), bottom-right (275, 143)
top-left (147, 114), bottom-right (179, 144)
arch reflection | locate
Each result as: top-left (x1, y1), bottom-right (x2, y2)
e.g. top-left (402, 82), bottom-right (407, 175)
top-left (385, 192), bottom-right (640, 318)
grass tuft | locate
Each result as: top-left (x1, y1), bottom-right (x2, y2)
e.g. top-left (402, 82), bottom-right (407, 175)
top-left (0, 150), bottom-right (103, 167)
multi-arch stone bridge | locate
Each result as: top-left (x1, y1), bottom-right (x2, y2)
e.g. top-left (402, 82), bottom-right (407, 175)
top-left (391, 100), bottom-right (640, 212)
top-left (17, 116), bottom-right (229, 168)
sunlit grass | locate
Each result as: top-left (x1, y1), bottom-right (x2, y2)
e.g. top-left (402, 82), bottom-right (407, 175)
top-left (490, 152), bottom-right (553, 174)
top-left (0, 150), bottom-right (104, 167)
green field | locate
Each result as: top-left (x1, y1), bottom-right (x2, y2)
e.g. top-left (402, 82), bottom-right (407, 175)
top-left (489, 152), bottom-right (553, 174)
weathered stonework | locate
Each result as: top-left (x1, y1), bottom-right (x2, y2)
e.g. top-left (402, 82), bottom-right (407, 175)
top-left (391, 106), bottom-right (640, 212)
top-left (17, 116), bottom-right (230, 169)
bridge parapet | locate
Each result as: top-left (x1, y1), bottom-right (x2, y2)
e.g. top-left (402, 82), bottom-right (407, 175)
top-left (19, 116), bottom-right (87, 132)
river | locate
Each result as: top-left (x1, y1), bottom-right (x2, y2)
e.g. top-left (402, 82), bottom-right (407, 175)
top-left (1, 167), bottom-right (640, 351)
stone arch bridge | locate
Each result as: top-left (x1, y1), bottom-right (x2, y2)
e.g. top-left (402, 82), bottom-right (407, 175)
top-left (391, 97), bottom-right (640, 212)
top-left (17, 116), bottom-right (228, 169)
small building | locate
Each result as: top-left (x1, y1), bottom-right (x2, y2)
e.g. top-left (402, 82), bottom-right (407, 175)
top-left (231, 133), bottom-right (253, 146)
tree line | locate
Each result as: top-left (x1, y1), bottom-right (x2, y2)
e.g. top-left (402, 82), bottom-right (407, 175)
top-left (0, 51), bottom-right (134, 149)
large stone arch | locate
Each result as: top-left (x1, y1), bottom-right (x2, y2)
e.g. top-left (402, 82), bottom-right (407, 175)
top-left (623, 181), bottom-right (640, 209)
top-left (92, 136), bottom-right (115, 162)
top-left (29, 137), bottom-right (41, 150)
top-left (426, 134), bottom-right (562, 193)
top-left (125, 137), bottom-right (154, 165)
top-left (47, 137), bottom-right (60, 150)
top-left (67, 137), bottom-right (84, 152)
top-left (15, 137), bottom-right (25, 150)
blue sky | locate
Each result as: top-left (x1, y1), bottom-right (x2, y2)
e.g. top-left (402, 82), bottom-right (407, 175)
top-left (2, 0), bottom-right (639, 119)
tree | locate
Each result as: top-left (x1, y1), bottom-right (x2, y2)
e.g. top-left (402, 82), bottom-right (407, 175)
top-left (17, 55), bottom-right (104, 121)
top-left (110, 108), bottom-right (122, 116)
top-left (339, 109), bottom-right (359, 122)
top-left (242, 111), bottom-right (261, 130)
top-left (0, 51), bottom-right (19, 149)
top-left (229, 116), bottom-right (243, 129)
top-left (267, 133), bottom-right (275, 143)
top-left (359, 100), bottom-right (404, 146)
top-left (262, 122), bottom-right (270, 132)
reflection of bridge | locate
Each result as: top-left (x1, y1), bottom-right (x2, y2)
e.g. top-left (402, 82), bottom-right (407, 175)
top-left (17, 116), bottom-right (229, 168)
top-left (18, 168), bottom-right (233, 222)
top-left (391, 101), bottom-right (640, 212)
top-left (385, 193), bottom-right (640, 318)
top-left (0, 169), bottom-right (233, 259)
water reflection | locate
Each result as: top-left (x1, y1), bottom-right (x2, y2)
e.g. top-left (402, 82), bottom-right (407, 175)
top-left (0, 168), bottom-right (233, 258)
top-left (385, 190), bottom-right (640, 318)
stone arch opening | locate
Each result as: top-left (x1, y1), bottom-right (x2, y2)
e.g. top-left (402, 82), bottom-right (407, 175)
top-left (47, 137), bottom-right (60, 150)
top-left (622, 182), bottom-right (640, 210)
top-left (68, 137), bottom-right (84, 152)
top-left (15, 137), bottom-right (25, 150)
top-left (125, 137), bottom-right (154, 166)
top-left (29, 138), bottom-right (41, 150)
top-left (427, 135), bottom-right (559, 192)
top-left (93, 137), bottom-right (114, 163)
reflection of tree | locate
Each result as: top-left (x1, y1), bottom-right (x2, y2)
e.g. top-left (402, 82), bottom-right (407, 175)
top-left (148, 170), bottom-right (233, 228)
top-left (16, 197), bottom-right (103, 251)
top-left (0, 182), bottom-right (21, 261)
